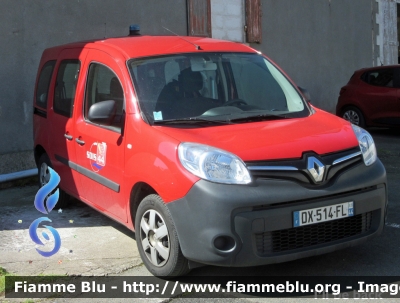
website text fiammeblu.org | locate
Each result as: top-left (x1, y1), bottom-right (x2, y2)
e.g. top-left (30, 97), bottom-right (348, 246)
top-left (10, 279), bottom-right (400, 299)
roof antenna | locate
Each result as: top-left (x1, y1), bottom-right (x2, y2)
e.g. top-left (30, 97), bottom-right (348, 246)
top-left (162, 26), bottom-right (202, 50)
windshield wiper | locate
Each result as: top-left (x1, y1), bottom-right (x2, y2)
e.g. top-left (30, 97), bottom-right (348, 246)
top-left (153, 117), bottom-right (233, 125)
top-left (229, 113), bottom-right (290, 123)
top-left (153, 114), bottom-right (290, 125)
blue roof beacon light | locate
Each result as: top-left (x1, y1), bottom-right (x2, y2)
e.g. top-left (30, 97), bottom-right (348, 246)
top-left (129, 24), bottom-right (141, 36)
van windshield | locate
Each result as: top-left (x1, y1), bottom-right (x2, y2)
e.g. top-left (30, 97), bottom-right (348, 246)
top-left (128, 53), bottom-right (310, 125)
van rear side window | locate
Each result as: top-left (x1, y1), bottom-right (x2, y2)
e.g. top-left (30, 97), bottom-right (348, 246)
top-left (53, 60), bottom-right (80, 117)
top-left (35, 61), bottom-right (56, 109)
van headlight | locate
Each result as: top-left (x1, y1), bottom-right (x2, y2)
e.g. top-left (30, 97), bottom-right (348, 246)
top-left (178, 143), bottom-right (251, 184)
top-left (352, 124), bottom-right (377, 166)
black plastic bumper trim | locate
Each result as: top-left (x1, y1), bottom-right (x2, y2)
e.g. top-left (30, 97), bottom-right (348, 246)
top-left (166, 159), bottom-right (387, 267)
top-left (54, 154), bottom-right (120, 192)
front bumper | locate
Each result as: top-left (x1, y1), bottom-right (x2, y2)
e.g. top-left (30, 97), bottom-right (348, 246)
top-left (166, 159), bottom-right (387, 267)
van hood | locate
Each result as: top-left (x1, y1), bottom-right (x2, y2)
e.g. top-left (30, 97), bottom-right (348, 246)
top-left (154, 109), bottom-right (359, 161)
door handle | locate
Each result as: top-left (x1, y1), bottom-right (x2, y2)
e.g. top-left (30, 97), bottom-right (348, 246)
top-left (75, 138), bottom-right (85, 145)
top-left (64, 134), bottom-right (73, 140)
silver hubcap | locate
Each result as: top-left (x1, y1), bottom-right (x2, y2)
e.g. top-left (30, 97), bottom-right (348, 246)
top-left (39, 162), bottom-right (50, 186)
top-left (140, 209), bottom-right (170, 267)
top-left (343, 110), bottom-right (360, 125)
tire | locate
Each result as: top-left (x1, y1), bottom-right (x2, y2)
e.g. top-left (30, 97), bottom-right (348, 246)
top-left (342, 106), bottom-right (365, 128)
top-left (38, 153), bottom-right (70, 209)
top-left (135, 194), bottom-right (190, 277)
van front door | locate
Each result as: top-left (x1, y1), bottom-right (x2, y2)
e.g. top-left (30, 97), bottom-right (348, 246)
top-left (74, 50), bottom-right (126, 222)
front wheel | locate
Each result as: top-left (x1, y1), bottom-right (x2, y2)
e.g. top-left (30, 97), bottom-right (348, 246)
top-left (342, 106), bottom-right (365, 128)
top-left (135, 194), bottom-right (190, 277)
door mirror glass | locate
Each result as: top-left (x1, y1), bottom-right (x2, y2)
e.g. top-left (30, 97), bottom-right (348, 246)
top-left (87, 100), bottom-right (116, 126)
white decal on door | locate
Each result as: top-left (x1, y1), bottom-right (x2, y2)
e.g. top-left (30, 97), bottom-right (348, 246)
top-left (87, 142), bottom-right (107, 172)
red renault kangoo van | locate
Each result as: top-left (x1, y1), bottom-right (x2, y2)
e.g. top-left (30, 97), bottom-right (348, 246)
top-left (33, 29), bottom-right (387, 277)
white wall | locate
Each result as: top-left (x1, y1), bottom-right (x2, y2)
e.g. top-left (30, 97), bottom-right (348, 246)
top-left (376, 0), bottom-right (398, 65)
top-left (211, 0), bottom-right (244, 42)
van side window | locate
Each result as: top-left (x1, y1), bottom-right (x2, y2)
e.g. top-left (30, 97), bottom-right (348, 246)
top-left (35, 61), bottom-right (56, 109)
top-left (54, 60), bottom-right (80, 117)
top-left (85, 63), bottom-right (124, 131)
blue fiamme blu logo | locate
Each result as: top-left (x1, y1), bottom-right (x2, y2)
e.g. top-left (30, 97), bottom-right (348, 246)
top-left (29, 167), bottom-right (62, 257)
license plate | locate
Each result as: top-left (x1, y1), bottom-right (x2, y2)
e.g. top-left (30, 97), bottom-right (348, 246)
top-left (293, 202), bottom-right (354, 227)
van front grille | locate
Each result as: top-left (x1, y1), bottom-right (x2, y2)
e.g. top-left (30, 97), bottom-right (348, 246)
top-left (255, 212), bottom-right (372, 255)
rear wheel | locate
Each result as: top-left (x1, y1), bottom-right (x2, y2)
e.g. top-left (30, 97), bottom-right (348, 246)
top-left (38, 153), bottom-right (70, 209)
top-left (342, 106), bottom-right (365, 128)
top-left (135, 194), bottom-right (190, 277)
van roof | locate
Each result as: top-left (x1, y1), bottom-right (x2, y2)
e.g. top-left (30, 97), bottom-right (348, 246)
top-left (44, 35), bottom-right (257, 59)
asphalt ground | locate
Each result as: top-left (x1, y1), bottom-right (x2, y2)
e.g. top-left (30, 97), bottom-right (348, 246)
top-left (0, 127), bottom-right (399, 302)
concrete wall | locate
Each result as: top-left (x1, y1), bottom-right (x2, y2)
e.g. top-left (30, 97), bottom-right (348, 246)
top-left (211, 0), bottom-right (245, 42)
top-left (0, 0), bottom-right (187, 174)
top-left (252, 0), bottom-right (378, 113)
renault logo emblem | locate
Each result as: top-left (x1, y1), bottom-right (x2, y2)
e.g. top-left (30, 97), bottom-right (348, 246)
top-left (307, 157), bottom-right (325, 182)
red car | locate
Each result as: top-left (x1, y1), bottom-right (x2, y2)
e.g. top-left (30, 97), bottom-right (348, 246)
top-left (337, 65), bottom-right (400, 128)
top-left (33, 27), bottom-right (387, 277)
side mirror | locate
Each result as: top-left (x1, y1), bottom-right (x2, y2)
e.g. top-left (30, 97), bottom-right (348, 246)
top-left (88, 100), bottom-right (116, 126)
top-left (298, 86), bottom-right (311, 103)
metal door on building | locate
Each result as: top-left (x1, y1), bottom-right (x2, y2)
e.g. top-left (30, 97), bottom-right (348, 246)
top-left (187, 0), bottom-right (211, 37)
